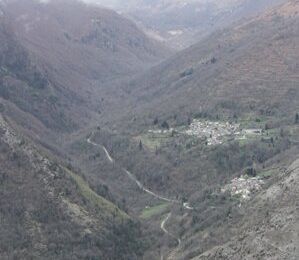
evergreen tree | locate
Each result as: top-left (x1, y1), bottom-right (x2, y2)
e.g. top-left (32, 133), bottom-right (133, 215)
top-left (161, 121), bottom-right (169, 130)
top-left (139, 140), bottom-right (143, 150)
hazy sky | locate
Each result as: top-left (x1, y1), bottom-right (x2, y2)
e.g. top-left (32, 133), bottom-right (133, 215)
top-left (81, 0), bottom-right (209, 9)
top-left (82, 0), bottom-right (123, 8)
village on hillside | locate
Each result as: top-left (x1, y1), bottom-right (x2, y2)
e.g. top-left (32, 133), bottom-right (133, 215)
top-left (148, 119), bottom-right (263, 146)
top-left (221, 175), bottom-right (265, 201)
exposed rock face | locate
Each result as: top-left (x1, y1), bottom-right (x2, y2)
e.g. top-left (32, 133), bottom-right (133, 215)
top-left (193, 158), bottom-right (299, 260)
top-left (0, 114), bottom-right (142, 260)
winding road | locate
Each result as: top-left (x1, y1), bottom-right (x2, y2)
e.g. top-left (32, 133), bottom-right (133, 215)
top-left (87, 131), bottom-right (193, 259)
top-left (161, 213), bottom-right (182, 260)
top-left (87, 136), bottom-right (114, 163)
top-left (87, 132), bottom-right (181, 204)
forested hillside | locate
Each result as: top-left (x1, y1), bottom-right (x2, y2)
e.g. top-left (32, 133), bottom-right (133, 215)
top-left (111, 0), bottom-right (299, 130)
top-left (0, 114), bottom-right (145, 259)
top-left (0, 0), bottom-right (298, 259)
top-left (0, 0), bottom-right (171, 139)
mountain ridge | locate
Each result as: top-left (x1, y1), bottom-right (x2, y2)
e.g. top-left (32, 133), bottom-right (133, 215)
top-left (107, 0), bottom-right (299, 130)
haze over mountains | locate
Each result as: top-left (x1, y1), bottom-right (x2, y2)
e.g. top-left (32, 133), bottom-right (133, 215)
top-left (87, 0), bottom-right (285, 49)
top-left (115, 0), bottom-right (299, 128)
top-left (0, 0), bottom-right (298, 259)
top-left (0, 0), bottom-right (170, 139)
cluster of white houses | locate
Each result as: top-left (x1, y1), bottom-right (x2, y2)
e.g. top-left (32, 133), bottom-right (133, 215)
top-left (184, 120), bottom-right (241, 145)
top-left (147, 119), bottom-right (263, 146)
top-left (222, 176), bottom-right (264, 200)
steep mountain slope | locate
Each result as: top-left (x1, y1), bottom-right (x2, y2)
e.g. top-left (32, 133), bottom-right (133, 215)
top-left (0, 0), bottom-right (171, 139)
top-left (113, 0), bottom-right (299, 129)
top-left (0, 1), bottom-right (298, 259)
top-left (0, 114), bottom-right (144, 259)
top-left (63, 3), bottom-right (298, 258)
top-left (66, 0), bottom-right (299, 204)
top-left (4, 0), bottom-right (170, 81)
top-left (0, 16), bottom-right (80, 134)
top-left (191, 157), bottom-right (299, 260)
top-left (0, 4), bottom-right (154, 257)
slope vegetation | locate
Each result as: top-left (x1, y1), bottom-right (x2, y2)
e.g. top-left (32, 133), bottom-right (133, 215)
top-left (5, 0), bottom-right (170, 81)
top-left (116, 0), bottom-right (299, 128)
top-left (0, 114), bottom-right (144, 259)
top-left (0, 0), bottom-right (171, 139)
top-left (0, 17), bottom-right (80, 133)
top-left (191, 157), bottom-right (299, 260)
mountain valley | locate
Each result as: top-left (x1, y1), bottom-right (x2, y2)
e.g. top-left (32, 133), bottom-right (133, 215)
top-left (0, 0), bottom-right (298, 259)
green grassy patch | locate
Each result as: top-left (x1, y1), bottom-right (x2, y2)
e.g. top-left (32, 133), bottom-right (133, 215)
top-left (237, 138), bottom-right (249, 146)
top-left (70, 139), bottom-right (90, 152)
top-left (140, 203), bottom-right (170, 219)
top-left (236, 133), bottom-right (260, 146)
top-left (238, 113), bottom-right (273, 129)
top-left (257, 168), bottom-right (278, 179)
top-left (290, 125), bottom-right (299, 134)
top-left (265, 128), bottom-right (279, 136)
top-left (288, 125), bottom-right (299, 141)
top-left (64, 167), bottom-right (128, 220)
top-left (136, 132), bottom-right (173, 150)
